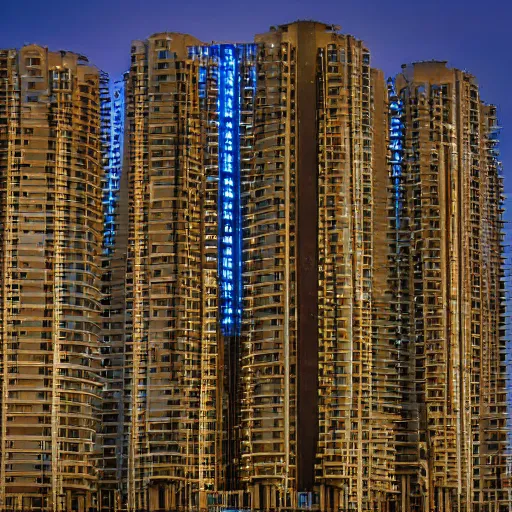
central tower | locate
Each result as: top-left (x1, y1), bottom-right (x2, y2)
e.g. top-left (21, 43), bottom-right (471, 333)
top-left (240, 21), bottom-right (395, 511)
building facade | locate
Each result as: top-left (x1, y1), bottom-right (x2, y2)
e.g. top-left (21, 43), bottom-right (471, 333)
top-left (0, 46), bottom-right (105, 512)
top-left (0, 24), bottom-right (509, 512)
top-left (240, 21), bottom-right (398, 512)
top-left (122, 33), bottom-right (204, 512)
top-left (389, 61), bottom-right (509, 512)
top-left (121, 33), bottom-right (258, 511)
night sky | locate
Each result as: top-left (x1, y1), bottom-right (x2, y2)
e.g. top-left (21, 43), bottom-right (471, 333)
top-left (1, 0), bottom-right (511, 200)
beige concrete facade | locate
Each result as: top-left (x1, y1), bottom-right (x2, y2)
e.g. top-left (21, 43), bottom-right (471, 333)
top-left (0, 46), bottom-right (104, 511)
top-left (0, 26), bottom-right (509, 512)
top-left (391, 62), bottom-right (509, 512)
top-left (240, 22), bottom-right (399, 512)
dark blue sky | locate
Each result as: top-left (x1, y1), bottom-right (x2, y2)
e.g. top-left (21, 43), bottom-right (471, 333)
top-left (1, 0), bottom-right (511, 199)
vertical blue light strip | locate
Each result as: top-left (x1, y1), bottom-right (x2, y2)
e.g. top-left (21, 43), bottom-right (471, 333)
top-left (190, 44), bottom-right (257, 336)
top-left (100, 73), bottom-right (112, 253)
top-left (388, 78), bottom-right (405, 348)
top-left (388, 79), bottom-right (404, 231)
top-left (103, 80), bottom-right (125, 256)
top-left (218, 44), bottom-right (241, 337)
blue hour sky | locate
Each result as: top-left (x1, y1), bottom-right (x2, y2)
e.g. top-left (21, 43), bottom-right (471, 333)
top-left (1, 0), bottom-right (511, 197)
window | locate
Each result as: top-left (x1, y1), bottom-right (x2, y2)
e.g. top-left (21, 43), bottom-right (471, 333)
top-left (327, 44), bottom-right (338, 63)
top-left (25, 57), bottom-right (41, 66)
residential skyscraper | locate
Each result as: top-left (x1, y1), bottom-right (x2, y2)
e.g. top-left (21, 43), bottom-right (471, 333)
top-left (121, 33), bottom-right (257, 511)
top-left (240, 21), bottom-right (398, 512)
top-left (388, 61), bottom-right (509, 512)
top-left (0, 24), bottom-right (509, 512)
top-left (0, 46), bottom-right (105, 512)
top-left (122, 33), bottom-right (203, 511)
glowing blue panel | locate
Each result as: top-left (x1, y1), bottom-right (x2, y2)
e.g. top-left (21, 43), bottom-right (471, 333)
top-left (388, 79), bottom-right (404, 231)
top-left (190, 44), bottom-right (257, 336)
top-left (102, 79), bottom-right (125, 256)
top-left (217, 44), bottom-right (241, 337)
top-left (388, 78), bottom-right (406, 348)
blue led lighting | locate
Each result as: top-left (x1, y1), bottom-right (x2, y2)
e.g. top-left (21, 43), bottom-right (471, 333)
top-left (190, 44), bottom-right (257, 336)
top-left (388, 79), bottom-right (405, 231)
top-left (388, 79), bottom-right (406, 348)
top-left (102, 80), bottom-right (125, 256)
top-left (217, 44), bottom-right (241, 337)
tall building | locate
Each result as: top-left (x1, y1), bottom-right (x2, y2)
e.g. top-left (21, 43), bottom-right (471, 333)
top-left (122, 33), bottom-right (202, 511)
top-left (0, 24), bottom-right (510, 512)
top-left (121, 33), bottom-right (257, 511)
top-left (389, 61), bottom-right (509, 512)
top-left (240, 21), bottom-right (398, 512)
top-left (0, 46), bottom-right (105, 512)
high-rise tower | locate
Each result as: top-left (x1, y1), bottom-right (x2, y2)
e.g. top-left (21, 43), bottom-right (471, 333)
top-left (123, 33), bottom-right (203, 511)
top-left (0, 46), bottom-right (104, 512)
top-left (122, 33), bottom-right (257, 511)
top-left (240, 21), bottom-right (398, 512)
top-left (389, 61), bottom-right (509, 512)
